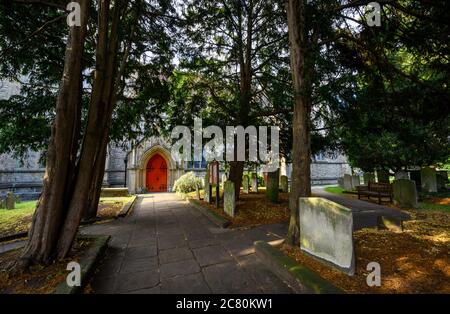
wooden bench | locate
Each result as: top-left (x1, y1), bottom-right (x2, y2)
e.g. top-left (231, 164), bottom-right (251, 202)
top-left (357, 181), bottom-right (392, 204)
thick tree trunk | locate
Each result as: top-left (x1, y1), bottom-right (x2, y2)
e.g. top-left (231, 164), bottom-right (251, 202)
top-left (286, 0), bottom-right (312, 245)
top-left (18, 0), bottom-right (90, 267)
top-left (56, 0), bottom-right (123, 258)
top-left (83, 143), bottom-right (108, 221)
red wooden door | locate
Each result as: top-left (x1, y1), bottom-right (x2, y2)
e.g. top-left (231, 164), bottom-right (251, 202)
top-left (146, 154), bottom-right (167, 192)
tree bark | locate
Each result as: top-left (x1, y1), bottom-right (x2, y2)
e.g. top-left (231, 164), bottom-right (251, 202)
top-left (286, 0), bottom-right (312, 245)
top-left (56, 0), bottom-right (124, 258)
top-left (18, 0), bottom-right (90, 267)
top-left (83, 143), bottom-right (108, 221)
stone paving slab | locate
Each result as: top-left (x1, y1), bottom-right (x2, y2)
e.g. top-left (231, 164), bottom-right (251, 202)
top-left (84, 192), bottom-right (294, 294)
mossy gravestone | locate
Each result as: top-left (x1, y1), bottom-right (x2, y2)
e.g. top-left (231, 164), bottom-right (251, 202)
top-left (338, 177), bottom-right (344, 188)
top-left (299, 197), bottom-right (355, 275)
top-left (242, 175), bottom-right (250, 194)
top-left (0, 198), bottom-right (5, 209)
top-left (6, 192), bottom-right (15, 210)
top-left (351, 175), bottom-right (361, 188)
top-left (421, 167), bottom-right (437, 193)
top-left (363, 173), bottom-right (375, 185)
top-left (343, 174), bottom-right (353, 191)
top-left (251, 173), bottom-right (258, 193)
top-left (280, 175), bottom-right (288, 193)
top-left (377, 170), bottom-right (390, 183)
top-left (393, 179), bottom-right (418, 208)
top-left (266, 169), bottom-right (279, 203)
top-left (204, 169), bottom-right (211, 203)
top-left (437, 171), bottom-right (449, 190)
top-left (223, 181), bottom-right (235, 217)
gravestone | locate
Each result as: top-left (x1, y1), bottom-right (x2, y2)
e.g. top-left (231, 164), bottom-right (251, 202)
top-left (395, 171), bottom-right (409, 180)
top-left (421, 167), bottom-right (437, 193)
top-left (204, 169), bottom-right (211, 203)
top-left (6, 192), bottom-right (15, 210)
top-left (393, 179), bottom-right (418, 208)
top-left (223, 181), bottom-right (235, 217)
top-left (299, 197), bottom-right (355, 275)
top-left (251, 173), bottom-right (258, 193)
top-left (280, 175), bottom-right (288, 193)
top-left (409, 170), bottom-right (421, 191)
top-left (266, 169), bottom-right (279, 203)
top-left (14, 195), bottom-right (21, 203)
top-left (436, 171), bottom-right (449, 190)
top-left (351, 175), bottom-right (361, 188)
top-left (221, 174), bottom-right (227, 189)
top-left (363, 173), bottom-right (375, 185)
top-left (0, 198), bottom-right (5, 209)
top-left (242, 175), bottom-right (250, 194)
top-left (337, 177), bottom-right (344, 189)
top-left (376, 170), bottom-right (390, 183)
top-left (195, 183), bottom-right (201, 200)
top-left (343, 174), bottom-right (353, 191)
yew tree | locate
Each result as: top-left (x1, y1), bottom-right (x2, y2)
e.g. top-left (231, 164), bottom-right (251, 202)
top-left (284, 0), bottom-right (450, 244)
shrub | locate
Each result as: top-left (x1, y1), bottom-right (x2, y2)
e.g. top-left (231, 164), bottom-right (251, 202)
top-left (173, 172), bottom-right (202, 193)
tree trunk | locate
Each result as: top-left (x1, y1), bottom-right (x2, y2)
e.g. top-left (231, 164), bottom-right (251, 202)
top-left (56, 0), bottom-right (124, 258)
top-left (18, 0), bottom-right (90, 267)
top-left (83, 143), bottom-right (108, 221)
top-left (286, 0), bottom-right (312, 246)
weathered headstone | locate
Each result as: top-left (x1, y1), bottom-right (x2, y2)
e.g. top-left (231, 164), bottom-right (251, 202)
top-left (223, 180), bottom-right (235, 217)
top-left (0, 198), bottom-right (5, 209)
top-left (299, 197), bottom-right (355, 275)
top-left (242, 175), bottom-right (250, 194)
top-left (266, 169), bottom-right (279, 203)
top-left (337, 177), bottom-right (344, 189)
top-left (393, 179), bottom-right (418, 208)
top-left (280, 175), bottom-right (288, 193)
top-left (251, 173), bottom-right (258, 193)
top-left (376, 170), bottom-right (390, 183)
top-left (221, 174), bottom-right (228, 189)
top-left (363, 173), bottom-right (375, 185)
top-left (6, 192), bottom-right (15, 210)
top-left (343, 174), bottom-right (353, 191)
top-left (204, 169), bottom-right (211, 203)
top-left (195, 183), bottom-right (201, 200)
top-left (436, 171), bottom-right (449, 190)
top-left (421, 167), bottom-right (437, 193)
top-left (395, 171), bottom-right (409, 180)
top-left (351, 175), bottom-right (361, 188)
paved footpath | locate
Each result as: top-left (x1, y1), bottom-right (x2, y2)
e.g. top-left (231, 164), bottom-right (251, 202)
top-left (81, 193), bottom-right (294, 294)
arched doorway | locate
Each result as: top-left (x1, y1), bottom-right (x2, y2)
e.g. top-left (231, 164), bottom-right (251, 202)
top-left (146, 154), bottom-right (168, 192)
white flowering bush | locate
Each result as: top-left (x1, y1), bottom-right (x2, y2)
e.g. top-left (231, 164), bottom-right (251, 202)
top-left (173, 171), bottom-right (202, 193)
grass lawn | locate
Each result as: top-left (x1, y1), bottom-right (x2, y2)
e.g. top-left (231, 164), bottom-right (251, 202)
top-left (324, 186), bottom-right (345, 194)
top-left (0, 196), bottom-right (135, 238)
top-left (0, 201), bottom-right (37, 238)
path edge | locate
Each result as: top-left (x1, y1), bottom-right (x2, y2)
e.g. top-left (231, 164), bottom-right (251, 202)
top-left (54, 235), bottom-right (111, 294)
top-left (187, 199), bottom-right (230, 228)
top-left (254, 240), bottom-right (344, 294)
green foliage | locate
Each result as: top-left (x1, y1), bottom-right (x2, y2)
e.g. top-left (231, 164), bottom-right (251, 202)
top-left (173, 171), bottom-right (202, 194)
